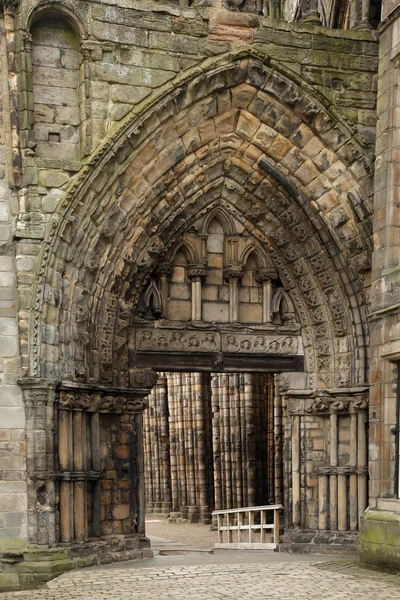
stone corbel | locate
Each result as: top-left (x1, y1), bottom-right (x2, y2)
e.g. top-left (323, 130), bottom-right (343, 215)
top-left (187, 263), bottom-right (208, 321)
top-left (224, 263), bottom-right (243, 323)
top-left (255, 267), bottom-right (278, 324)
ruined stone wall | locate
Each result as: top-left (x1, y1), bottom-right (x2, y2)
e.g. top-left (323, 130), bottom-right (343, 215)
top-left (0, 10), bottom-right (27, 560)
top-left (360, 0), bottom-right (400, 571)
top-left (0, 0), bottom-right (381, 580)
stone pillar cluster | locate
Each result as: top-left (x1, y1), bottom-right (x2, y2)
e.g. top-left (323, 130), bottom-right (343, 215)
top-left (283, 389), bottom-right (369, 541)
top-left (143, 372), bottom-right (276, 522)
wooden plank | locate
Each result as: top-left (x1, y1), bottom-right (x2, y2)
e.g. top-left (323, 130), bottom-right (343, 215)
top-left (213, 504), bottom-right (282, 515)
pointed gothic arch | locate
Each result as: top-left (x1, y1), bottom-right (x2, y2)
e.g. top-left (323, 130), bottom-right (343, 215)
top-left (18, 50), bottom-right (372, 555)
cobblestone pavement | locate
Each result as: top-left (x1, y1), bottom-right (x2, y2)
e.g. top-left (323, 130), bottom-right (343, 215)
top-left (1, 560), bottom-right (400, 599)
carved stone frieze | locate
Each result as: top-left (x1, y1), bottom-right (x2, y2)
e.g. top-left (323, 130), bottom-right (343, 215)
top-left (221, 333), bottom-right (299, 354)
top-left (286, 390), bottom-right (369, 415)
top-left (134, 327), bottom-right (301, 355)
top-left (59, 391), bottom-right (148, 413)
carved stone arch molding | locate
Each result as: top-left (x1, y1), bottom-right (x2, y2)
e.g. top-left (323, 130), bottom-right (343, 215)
top-left (25, 49), bottom-right (372, 389)
top-left (18, 48), bottom-right (373, 552)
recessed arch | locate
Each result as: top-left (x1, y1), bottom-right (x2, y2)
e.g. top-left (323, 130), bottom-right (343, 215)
top-left (23, 50), bottom-right (372, 391)
top-left (26, 2), bottom-right (87, 41)
top-left (201, 206), bottom-right (236, 235)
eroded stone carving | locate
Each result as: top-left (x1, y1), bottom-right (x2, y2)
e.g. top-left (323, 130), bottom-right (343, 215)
top-left (134, 328), bottom-right (300, 354)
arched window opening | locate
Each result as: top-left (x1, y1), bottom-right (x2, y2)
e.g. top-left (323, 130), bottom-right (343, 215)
top-left (31, 15), bottom-right (81, 161)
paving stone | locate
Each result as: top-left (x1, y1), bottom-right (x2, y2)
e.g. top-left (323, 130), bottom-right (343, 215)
top-left (1, 559), bottom-right (399, 600)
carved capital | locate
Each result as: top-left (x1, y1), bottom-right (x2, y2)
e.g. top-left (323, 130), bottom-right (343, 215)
top-left (1, 0), bottom-right (20, 13)
top-left (255, 267), bottom-right (278, 284)
top-left (158, 262), bottom-right (173, 279)
top-left (187, 263), bottom-right (207, 281)
top-left (224, 264), bottom-right (243, 282)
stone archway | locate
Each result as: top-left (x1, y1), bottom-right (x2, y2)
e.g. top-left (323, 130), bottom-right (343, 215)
top-left (20, 50), bottom-right (371, 558)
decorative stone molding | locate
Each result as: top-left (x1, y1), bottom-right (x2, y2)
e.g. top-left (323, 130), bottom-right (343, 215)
top-left (255, 267), bottom-right (278, 284)
top-left (158, 262), bottom-right (173, 279)
top-left (223, 263), bottom-right (243, 282)
top-left (0, 0), bottom-right (20, 12)
top-left (59, 391), bottom-right (148, 413)
top-left (286, 388), bottom-right (369, 415)
top-left (134, 327), bottom-right (301, 355)
top-left (187, 264), bottom-right (208, 281)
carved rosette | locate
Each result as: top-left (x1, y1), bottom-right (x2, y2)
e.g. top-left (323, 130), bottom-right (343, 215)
top-left (187, 263), bottom-right (208, 281)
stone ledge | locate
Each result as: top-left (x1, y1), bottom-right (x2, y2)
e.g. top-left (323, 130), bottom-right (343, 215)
top-left (360, 511), bottom-right (400, 571)
top-left (280, 530), bottom-right (359, 555)
top-left (0, 535), bottom-right (152, 592)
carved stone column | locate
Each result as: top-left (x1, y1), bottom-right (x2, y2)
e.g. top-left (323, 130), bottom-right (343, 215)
top-left (187, 264), bottom-right (207, 322)
top-left (19, 379), bottom-right (58, 546)
top-left (351, 0), bottom-right (371, 30)
top-left (158, 263), bottom-right (173, 316)
top-left (264, 0), bottom-right (282, 19)
top-left (224, 264), bottom-right (243, 323)
top-left (256, 267), bottom-right (278, 324)
top-left (299, 0), bottom-right (321, 24)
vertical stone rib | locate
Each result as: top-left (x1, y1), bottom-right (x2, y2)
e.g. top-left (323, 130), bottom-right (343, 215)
top-left (59, 410), bottom-right (72, 542)
top-left (330, 412), bottom-right (338, 531)
top-left (90, 412), bottom-right (101, 537)
top-left (292, 414), bottom-right (301, 527)
top-left (169, 373), bottom-right (179, 513)
top-left (136, 412), bottom-right (145, 534)
top-left (357, 411), bottom-right (368, 517)
top-left (349, 412), bottom-right (358, 530)
top-left (73, 411), bottom-right (85, 541)
top-left (318, 475), bottom-right (329, 530)
top-left (245, 373), bottom-right (256, 507)
top-left (274, 376), bottom-right (283, 506)
top-left (211, 374), bottom-right (222, 511)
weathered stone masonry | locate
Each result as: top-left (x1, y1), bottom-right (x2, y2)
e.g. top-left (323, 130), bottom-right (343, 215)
top-left (0, 0), bottom-right (390, 590)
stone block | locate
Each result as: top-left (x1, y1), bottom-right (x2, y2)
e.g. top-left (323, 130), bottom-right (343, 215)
top-left (0, 408), bottom-right (24, 428)
top-left (0, 482), bottom-right (26, 493)
top-left (149, 31), bottom-right (199, 55)
top-left (32, 66), bottom-right (78, 89)
top-left (203, 301), bottom-right (229, 322)
top-left (33, 85), bottom-right (77, 107)
top-left (142, 68), bottom-right (175, 88)
top-left (166, 301), bottom-right (191, 321)
top-left (0, 257), bottom-right (13, 272)
top-left (0, 494), bottom-right (27, 513)
top-left (54, 107), bottom-right (80, 126)
top-left (0, 336), bottom-right (18, 359)
top-left (170, 283), bottom-right (190, 300)
top-left (110, 85), bottom-right (151, 104)
top-left (4, 513), bottom-right (27, 528)
top-left (93, 21), bottom-right (149, 46)
top-left (96, 62), bottom-right (142, 86)
top-left (0, 202), bottom-right (9, 222)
